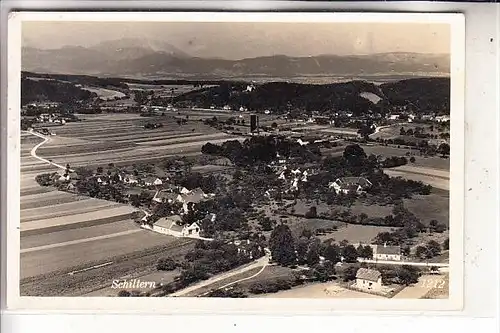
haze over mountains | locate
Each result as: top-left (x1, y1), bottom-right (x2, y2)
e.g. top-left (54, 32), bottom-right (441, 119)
top-left (22, 38), bottom-right (450, 79)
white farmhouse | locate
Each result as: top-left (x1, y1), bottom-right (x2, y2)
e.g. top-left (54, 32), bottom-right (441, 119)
top-left (177, 188), bottom-right (211, 213)
top-left (355, 268), bottom-right (383, 292)
top-left (373, 244), bottom-right (402, 261)
top-left (96, 176), bottom-right (109, 185)
top-left (145, 215), bottom-right (211, 240)
top-left (143, 176), bottom-right (163, 187)
top-left (123, 175), bottom-right (138, 185)
top-left (329, 177), bottom-right (372, 195)
top-left (297, 138), bottom-right (309, 146)
top-left (435, 115), bottom-right (450, 123)
top-left (179, 187), bottom-right (191, 195)
top-left (152, 190), bottom-right (178, 204)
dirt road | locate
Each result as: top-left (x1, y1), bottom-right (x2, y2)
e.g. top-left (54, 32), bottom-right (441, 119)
top-left (384, 165), bottom-right (449, 191)
top-left (169, 254), bottom-right (270, 297)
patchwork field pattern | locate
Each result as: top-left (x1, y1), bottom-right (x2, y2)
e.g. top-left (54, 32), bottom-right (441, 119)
top-left (19, 113), bottom-right (240, 294)
top-left (35, 113), bottom-right (243, 167)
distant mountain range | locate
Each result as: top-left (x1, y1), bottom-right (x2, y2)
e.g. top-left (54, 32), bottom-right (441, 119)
top-left (22, 38), bottom-right (450, 78)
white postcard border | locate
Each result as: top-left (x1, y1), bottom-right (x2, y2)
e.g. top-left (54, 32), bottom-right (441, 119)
top-left (6, 11), bottom-right (465, 313)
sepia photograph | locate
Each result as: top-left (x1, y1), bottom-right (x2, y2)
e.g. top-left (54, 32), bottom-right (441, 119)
top-left (7, 12), bottom-right (465, 309)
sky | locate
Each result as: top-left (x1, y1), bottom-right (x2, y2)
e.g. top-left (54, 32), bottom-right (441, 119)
top-left (22, 21), bottom-right (450, 59)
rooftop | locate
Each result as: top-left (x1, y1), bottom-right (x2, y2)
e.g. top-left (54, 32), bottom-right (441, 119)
top-left (336, 177), bottom-right (372, 188)
top-left (356, 268), bottom-right (382, 282)
top-left (154, 215), bottom-right (183, 229)
top-left (375, 245), bottom-right (401, 255)
top-left (144, 176), bottom-right (160, 183)
top-left (155, 191), bottom-right (178, 201)
top-left (181, 192), bottom-right (205, 204)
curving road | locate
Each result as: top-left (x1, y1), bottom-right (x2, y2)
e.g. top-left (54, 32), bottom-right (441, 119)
top-left (26, 130), bottom-right (74, 172)
top-left (169, 253), bottom-right (270, 297)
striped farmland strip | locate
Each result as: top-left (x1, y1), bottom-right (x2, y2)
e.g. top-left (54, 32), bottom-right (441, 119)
top-left (21, 213), bottom-right (134, 237)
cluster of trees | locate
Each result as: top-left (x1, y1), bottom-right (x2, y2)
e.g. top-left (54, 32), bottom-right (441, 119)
top-left (269, 224), bottom-right (373, 268)
top-left (175, 81), bottom-right (381, 115)
top-left (134, 90), bottom-right (154, 105)
top-left (399, 126), bottom-right (450, 140)
top-left (74, 177), bottom-right (127, 203)
top-left (177, 172), bottom-right (218, 194)
top-left (376, 264), bottom-right (421, 286)
top-left (173, 78), bottom-right (449, 118)
top-left (370, 207), bottom-right (447, 254)
top-left (202, 136), bottom-right (321, 166)
top-left (156, 257), bottom-right (178, 271)
top-left (415, 240), bottom-right (443, 259)
top-left (380, 78), bottom-right (450, 114)
top-left (21, 78), bottom-right (95, 106)
top-left (22, 72), bottom-right (129, 90)
top-left (249, 278), bottom-right (303, 295)
top-left (206, 288), bottom-right (248, 298)
top-left (381, 156), bottom-right (408, 168)
top-left (177, 240), bottom-right (265, 286)
top-left (143, 122), bottom-right (163, 129)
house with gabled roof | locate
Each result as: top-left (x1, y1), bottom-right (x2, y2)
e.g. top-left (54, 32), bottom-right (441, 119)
top-left (123, 174), bottom-right (138, 185)
top-left (144, 215), bottom-right (210, 239)
top-left (355, 268), bottom-right (382, 292)
top-left (57, 173), bottom-right (70, 183)
top-left (152, 190), bottom-right (178, 204)
top-left (68, 171), bottom-right (79, 180)
top-left (177, 188), bottom-right (211, 213)
top-left (143, 176), bottom-right (163, 187)
top-left (124, 187), bottom-right (143, 199)
top-left (373, 244), bottom-right (401, 261)
top-left (179, 186), bottom-right (191, 195)
top-left (96, 176), bottom-right (109, 185)
top-left (329, 177), bottom-right (372, 195)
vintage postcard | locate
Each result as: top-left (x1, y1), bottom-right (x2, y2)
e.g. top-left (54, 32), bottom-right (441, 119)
top-left (5, 12), bottom-right (465, 312)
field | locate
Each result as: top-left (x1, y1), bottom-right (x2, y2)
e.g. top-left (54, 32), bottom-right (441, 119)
top-left (322, 143), bottom-right (449, 171)
top-left (84, 268), bottom-right (182, 297)
top-left (81, 86), bottom-right (126, 100)
top-left (19, 110), bottom-right (450, 297)
top-left (19, 112), bottom-right (243, 295)
top-left (320, 224), bottom-right (396, 243)
top-left (127, 83), bottom-right (216, 95)
top-left (384, 166), bottom-right (449, 191)
top-left (403, 193), bottom-right (450, 226)
top-left (35, 113), bottom-right (245, 168)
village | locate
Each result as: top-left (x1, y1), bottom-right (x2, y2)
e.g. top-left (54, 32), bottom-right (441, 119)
top-left (30, 108), bottom-right (449, 298)
top-left (20, 70), bottom-right (450, 299)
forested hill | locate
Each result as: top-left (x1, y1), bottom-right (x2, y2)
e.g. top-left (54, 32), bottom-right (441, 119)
top-left (379, 78), bottom-right (450, 112)
top-left (21, 78), bottom-right (95, 106)
top-left (20, 72), bottom-right (449, 116)
top-left (174, 77), bottom-right (450, 116)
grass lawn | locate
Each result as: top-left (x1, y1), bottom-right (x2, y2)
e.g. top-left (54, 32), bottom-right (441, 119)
top-left (361, 144), bottom-right (415, 156)
top-left (409, 156), bottom-right (449, 171)
top-left (319, 224), bottom-right (396, 243)
top-left (291, 199), bottom-right (331, 216)
top-left (403, 193), bottom-right (449, 226)
top-left (285, 216), bottom-right (342, 238)
top-left (235, 265), bottom-right (297, 290)
top-left (333, 202), bottom-right (394, 218)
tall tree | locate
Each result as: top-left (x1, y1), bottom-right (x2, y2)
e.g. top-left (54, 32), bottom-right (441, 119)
top-left (323, 243), bottom-right (341, 264)
top-left (269, 224), bottom-right (296, 266)
top-left (437, 143), bottom-right (450, 157)
top-left (306, 239), bottom-right (321, 266)
top-left (342, 244), bottom-right (359, 263)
